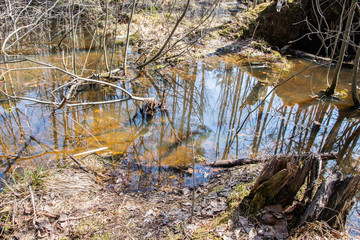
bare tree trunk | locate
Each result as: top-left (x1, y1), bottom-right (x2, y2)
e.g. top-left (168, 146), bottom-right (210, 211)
top-left (351, 44), bottom-right (360, 108)
top-left (138, 0), bottom-right (191, 69)
top-left (71, 0), bottom-right (77, 75)
top-left (326, 2), bottom-right (346, 86)
top-left (124, 0), bottom-right (137, 75)
top-left (103, 0), bottom-right (110, 72)
top-left (325, 0), bottom-right (357, 96)
top-left (110, 0), bottom-right (120, 71)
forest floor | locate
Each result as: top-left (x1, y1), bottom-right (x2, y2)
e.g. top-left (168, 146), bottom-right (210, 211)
top-left (0, 154), bottom-right (346, 239)
top-left (0, 154), bottom-right (263, 239)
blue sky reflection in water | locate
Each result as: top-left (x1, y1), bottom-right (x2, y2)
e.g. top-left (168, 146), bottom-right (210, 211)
top-left (0, 54), bottom-right (359, 196)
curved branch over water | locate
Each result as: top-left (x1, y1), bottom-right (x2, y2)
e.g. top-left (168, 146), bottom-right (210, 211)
top-left (0, 57), bottom-right (153, 108)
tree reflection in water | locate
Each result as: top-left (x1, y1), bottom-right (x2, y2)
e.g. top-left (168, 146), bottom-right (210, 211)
top-left (0, 55), bottom-right (359, 190)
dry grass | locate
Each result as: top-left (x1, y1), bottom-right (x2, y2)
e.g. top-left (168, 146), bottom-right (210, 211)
top-left (0, 155), bottom-right (123, 238)
top-left (290, 221), bottom-right (349, 240)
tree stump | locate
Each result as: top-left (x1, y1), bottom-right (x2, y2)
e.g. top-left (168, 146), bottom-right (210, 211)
top-left (238, 153), bottom-right (360, 233)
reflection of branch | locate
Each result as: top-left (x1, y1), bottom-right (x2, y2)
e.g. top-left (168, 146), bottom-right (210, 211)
top-left (3, 127), bottom-right (44, 174)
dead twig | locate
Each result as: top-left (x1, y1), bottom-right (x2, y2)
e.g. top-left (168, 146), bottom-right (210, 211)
top-left (191, 136), bottom-right (196, 223)
top-left (28, 185), bottom-right (37, 230)
top-left (69, 155), bottom-right (92, 174)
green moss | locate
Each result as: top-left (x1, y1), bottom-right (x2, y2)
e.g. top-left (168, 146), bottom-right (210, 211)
top-left (129, 31), bottom-right (142, 45)
top-left (156, 64), bottom-right (165, 70)
top-left (136, 6), bottom-right (160, 14)
top-left (192, 227), bottom-right (221, 240)
top-left (165, 13), bottom-right (174, 20)
top-left (91, 233), bottom-right (114, 240)
top-left (73, 218), bottom-right (108, 237)
top-left (212, 186), bottom-right (223, 193)
top-left (228, 183), bottom-right (251, 209)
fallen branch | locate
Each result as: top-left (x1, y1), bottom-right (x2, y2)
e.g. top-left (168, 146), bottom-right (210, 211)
top-left (284, 48), bottom-right (354, 68)
top-left (28, 185), bottom-right (37, 230)
top-left (69, 156), bottom-right (91, 174)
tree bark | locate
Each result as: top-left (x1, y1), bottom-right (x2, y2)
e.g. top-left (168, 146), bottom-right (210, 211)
top-left (103, 0), bottom-right (110, 72)
top-left (317, 175), bottom-right (360, 228)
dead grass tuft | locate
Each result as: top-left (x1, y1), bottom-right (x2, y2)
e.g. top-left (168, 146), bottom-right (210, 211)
top-left (290, 221), bottom-right (349, 240)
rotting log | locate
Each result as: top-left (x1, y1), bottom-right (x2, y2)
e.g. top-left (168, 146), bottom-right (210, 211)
top-left (199, 158), bottom-right (262, 168)
top-left (238, 152), bottom-right (359, 233)
top-left (201, 152), bottom-right (337, 168)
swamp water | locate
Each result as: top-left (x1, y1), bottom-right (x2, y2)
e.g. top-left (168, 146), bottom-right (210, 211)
top-left (1, 52), bottom-right (360, 234)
